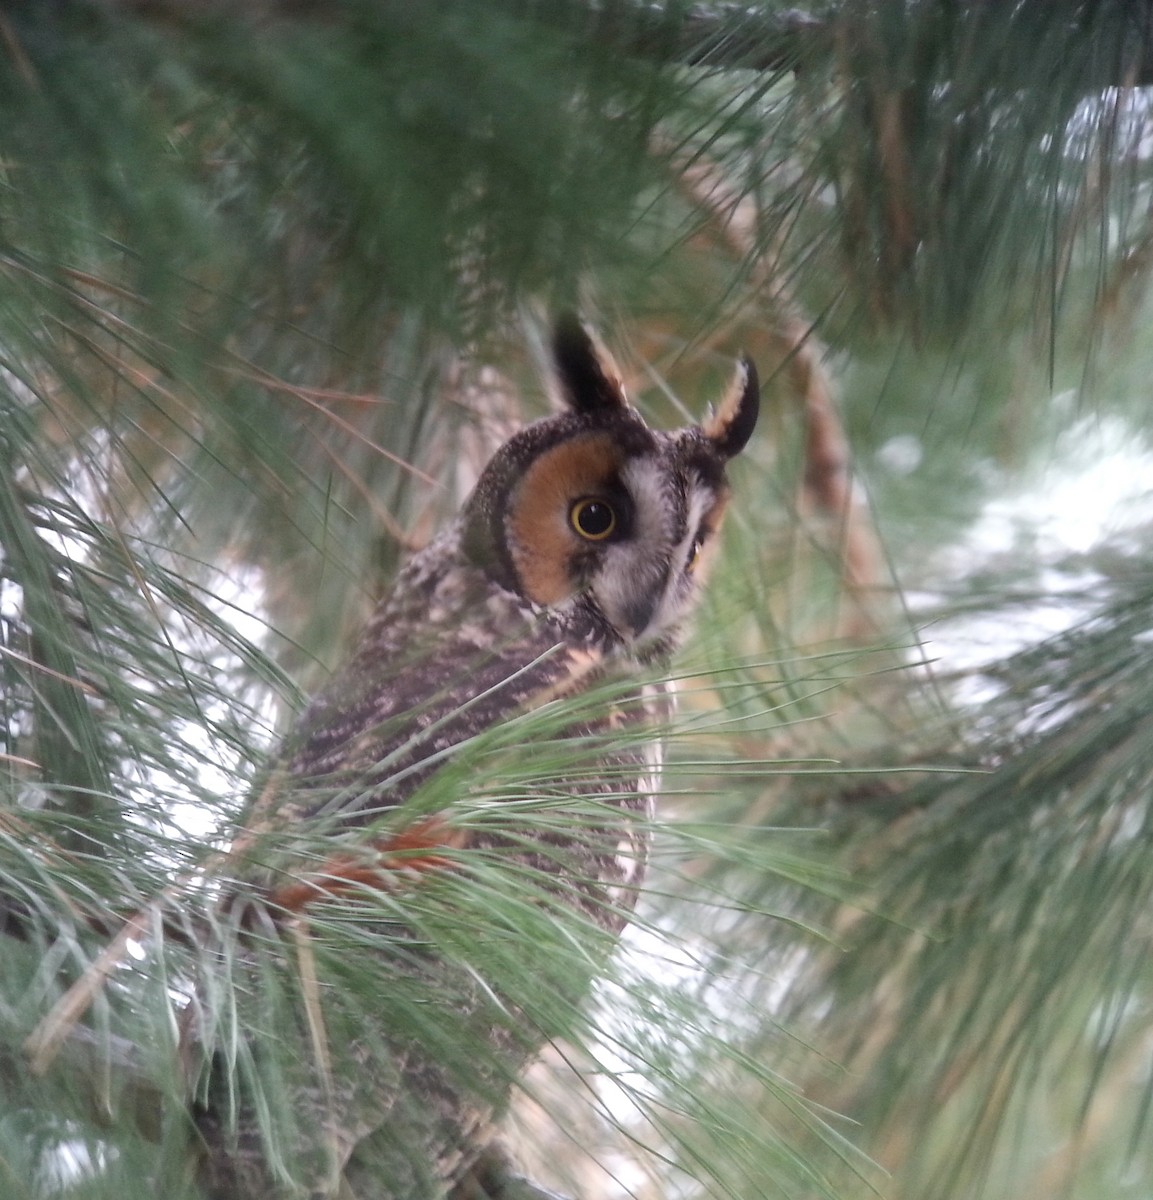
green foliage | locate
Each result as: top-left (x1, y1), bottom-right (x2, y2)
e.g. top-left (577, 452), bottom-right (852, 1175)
top-left (5, 1), bottom-right (1153, 1198)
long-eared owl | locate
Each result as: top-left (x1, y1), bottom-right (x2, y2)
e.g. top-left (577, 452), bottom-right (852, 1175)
top-left (194, 317), bottom-right (759, 1199)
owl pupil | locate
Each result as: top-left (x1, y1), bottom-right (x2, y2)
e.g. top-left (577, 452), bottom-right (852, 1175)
top-left (571, 498), bottom-right (616, 540)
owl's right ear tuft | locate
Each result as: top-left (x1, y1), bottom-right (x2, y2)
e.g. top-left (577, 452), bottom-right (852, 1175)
top-left (552, 314), bottom-right (629, 414)
top-left (702, 355), bottom-right (760, 459)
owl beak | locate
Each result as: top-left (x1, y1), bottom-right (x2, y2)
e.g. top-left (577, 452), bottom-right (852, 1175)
top-left (621, 590), bottom-right (660, 639)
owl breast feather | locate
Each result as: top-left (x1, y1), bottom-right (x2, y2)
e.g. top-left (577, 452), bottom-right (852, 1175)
top-left (246, 521), bottom-right (665, 931)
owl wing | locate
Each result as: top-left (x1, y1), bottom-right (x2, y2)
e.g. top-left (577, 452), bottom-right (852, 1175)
top-left (283, 623), bottom-right (605, 829)
top-left (226, 564), bottom-right (615, 904)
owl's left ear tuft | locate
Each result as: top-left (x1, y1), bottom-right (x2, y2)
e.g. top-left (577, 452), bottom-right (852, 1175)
top-left (702, 355), bottom-right (760, 459)
top-left (552, 314), bottom-right (629, 414)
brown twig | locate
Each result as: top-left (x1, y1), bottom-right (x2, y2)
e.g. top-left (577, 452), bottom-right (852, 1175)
top-left (672, 154), bottom-right (888, 639)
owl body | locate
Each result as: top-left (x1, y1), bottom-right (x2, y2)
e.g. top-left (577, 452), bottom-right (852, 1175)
top-left (195, 320), bottom-right (758, 1198)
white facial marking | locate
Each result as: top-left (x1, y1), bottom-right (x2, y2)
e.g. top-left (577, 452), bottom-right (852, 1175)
top-left (591, 458), bottom-right (716, 645)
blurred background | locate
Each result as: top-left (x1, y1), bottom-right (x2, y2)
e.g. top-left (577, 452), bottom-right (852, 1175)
top-left (3, 2), bottom-right (1153, 1197)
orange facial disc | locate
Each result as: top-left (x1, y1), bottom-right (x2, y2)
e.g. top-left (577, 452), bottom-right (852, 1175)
top-left (506, 433), bottom-right (624, 606)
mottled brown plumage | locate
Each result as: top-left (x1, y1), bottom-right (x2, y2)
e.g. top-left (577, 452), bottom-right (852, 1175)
top-left (193, 319), bottom-right (759, 1199)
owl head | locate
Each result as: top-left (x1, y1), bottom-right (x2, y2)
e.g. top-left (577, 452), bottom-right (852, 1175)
top-left (462, 317), bottom-right (759, 656)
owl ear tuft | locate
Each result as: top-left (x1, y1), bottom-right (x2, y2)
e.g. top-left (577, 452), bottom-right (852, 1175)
top-left (702, 355), bottom-right (759, 459)
top-left (552, 314), bottom-right (629, 414)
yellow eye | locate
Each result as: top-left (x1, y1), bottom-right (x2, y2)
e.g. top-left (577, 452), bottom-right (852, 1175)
top-left (570, 498), bottom-right (617, 541)
top-left (686, 537), bottom-right (704, 573)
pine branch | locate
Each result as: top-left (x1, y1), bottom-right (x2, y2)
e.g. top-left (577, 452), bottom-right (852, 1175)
top-left (83, 0), bottom-right (1153, 87)
top-left (0, 956), bottom-right (164, 1137)
top-left (581, 3), bottom-right (829, 72)
top-left (0, 462), bottom-right (121, 849)
top-left (91, 0), bottom-right (826, 75)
